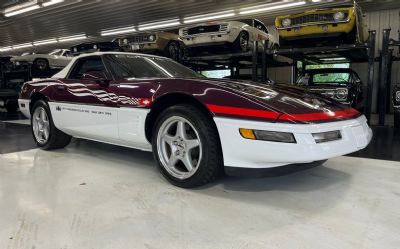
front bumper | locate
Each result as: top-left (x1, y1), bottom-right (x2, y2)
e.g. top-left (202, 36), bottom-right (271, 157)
top-left (278, 20), bottom-right (355, 39)
top-left (215, 115), bottom-right (372, 169)
top-left (182, 33), bottom-right (236, 47)
top-left (18, 99), bottom-right (31, 118)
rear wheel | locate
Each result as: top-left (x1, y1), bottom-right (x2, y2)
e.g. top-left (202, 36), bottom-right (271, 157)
top-left (5, 102), bottom-right (18, 114)
top-left (152, 104), bottom-right (222, 188)
top-left (164, 41), bottom-right (180, 61)
top-left (233, 31), bottom-right (249, 52)
top-left (31, 100), bottom-right (71, 150)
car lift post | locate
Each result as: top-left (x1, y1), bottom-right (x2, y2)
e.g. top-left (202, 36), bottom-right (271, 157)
top-left (252, 41), bottom-right (258, 82)
top-left (365, 30), bottom-right (376, 124)
top-left (261, 40), bottom-right (267, 82)
top-left (378, 29), bottom-right (391, 126)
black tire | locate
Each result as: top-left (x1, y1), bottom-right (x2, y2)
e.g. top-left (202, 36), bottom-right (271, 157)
top-left (152, 104), bottom-right (223, 188)
top-left (233, 31), bottom-right (249, 52)
top-left (164, 41), bottom-right (180, 61)
top-left (33, 58), bottom-right (49, 71)
top-left (31, 100), bottom-right (71, 150)
top-left (5, 102), bottom-right (18, 114)
top-left (395, 112), bottom-right (400, 128)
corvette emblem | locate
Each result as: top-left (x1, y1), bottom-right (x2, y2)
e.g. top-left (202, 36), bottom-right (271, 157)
top-left (56, 106), bottom-right (61, 111)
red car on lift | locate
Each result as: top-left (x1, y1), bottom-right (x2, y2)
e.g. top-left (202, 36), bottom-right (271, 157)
top-left (19, 52), bottom-right (372, 188)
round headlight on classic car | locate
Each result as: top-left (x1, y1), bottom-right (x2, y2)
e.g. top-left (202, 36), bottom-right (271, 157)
top-left (282, 18), bottom-right (291, 27)
top-left (149, 35), bottom-right (155, 41)
top-left (336, 88), bottom-right (348, 99)
top-left (396, 91), bottom-right (400, 102)
top-left (333, 11), bottom-right (345, 21)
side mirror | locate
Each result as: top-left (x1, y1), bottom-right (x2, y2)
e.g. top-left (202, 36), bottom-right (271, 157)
top-left (82, 71), bottom-right (109, 86)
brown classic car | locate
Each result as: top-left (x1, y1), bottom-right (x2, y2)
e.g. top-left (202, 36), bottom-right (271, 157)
top-left (116, 31), bottom-right (183, 61)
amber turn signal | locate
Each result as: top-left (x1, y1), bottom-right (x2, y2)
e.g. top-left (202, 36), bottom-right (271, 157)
top-left (239, 128), bottom-right (256, 140)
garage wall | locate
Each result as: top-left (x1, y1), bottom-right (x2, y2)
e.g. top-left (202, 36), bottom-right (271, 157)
top-left (353, 8), bottom-right (400, 113)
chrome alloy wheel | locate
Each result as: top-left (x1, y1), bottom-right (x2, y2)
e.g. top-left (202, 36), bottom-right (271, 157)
top-left (32, 107), bottom-right (50, 144)
top-left (156, 116), bottom-right (202, 180)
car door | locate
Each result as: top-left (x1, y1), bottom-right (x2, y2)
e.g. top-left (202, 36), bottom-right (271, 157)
top-left (49, 55), bottom-right (120, 142)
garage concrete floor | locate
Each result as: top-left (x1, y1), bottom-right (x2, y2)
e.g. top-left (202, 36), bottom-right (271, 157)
top-left (1, 138), bottom-right (399, 249)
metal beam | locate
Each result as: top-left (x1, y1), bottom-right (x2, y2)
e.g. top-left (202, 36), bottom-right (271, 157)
top-left (365, 30), bottom-right (376, 124)
top-left (378, 29), bottom-right (391, 126)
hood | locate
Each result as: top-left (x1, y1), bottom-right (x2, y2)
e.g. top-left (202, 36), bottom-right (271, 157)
top-left (181, 78), bottom-right (359, 123)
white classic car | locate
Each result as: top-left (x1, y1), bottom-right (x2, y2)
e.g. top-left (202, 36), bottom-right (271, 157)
top-left (179, 19), bottom-right (279, 54)
top-left (11, 49), bottom-right (73, 71)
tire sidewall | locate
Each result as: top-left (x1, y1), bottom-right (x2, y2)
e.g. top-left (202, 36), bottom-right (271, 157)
top-left (152, 105), bottom-right (216, 187)
top-left (31, 100), bottom-right (54, 149)
top-left (34, 59), bottom-right (49, 71)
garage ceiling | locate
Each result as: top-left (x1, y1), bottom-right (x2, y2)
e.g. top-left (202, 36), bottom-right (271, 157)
top-left (1, 0), bottom-right (400, 54)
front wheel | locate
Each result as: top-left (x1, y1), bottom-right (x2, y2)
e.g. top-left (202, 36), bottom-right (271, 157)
top-left (33, 59), bottom-right (49, 71)
top-left (152, 104), bottom-right (223, 188)
top-left (31, 100), bottom-right (71, 150)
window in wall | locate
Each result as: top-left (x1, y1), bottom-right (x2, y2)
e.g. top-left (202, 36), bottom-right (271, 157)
top-left (306, 63), bottom-right (350, 70)
top-left (200, 69), bottom-right (231, 78)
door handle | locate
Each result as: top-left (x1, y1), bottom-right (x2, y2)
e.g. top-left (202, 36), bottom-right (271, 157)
top-left (56, 85), bottom-right (65, 91)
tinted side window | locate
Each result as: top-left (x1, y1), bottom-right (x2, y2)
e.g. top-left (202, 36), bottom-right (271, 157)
top-left (69, 57), bottom-right (106, 79)
top-left (254, 20), bottom-right (268, 33)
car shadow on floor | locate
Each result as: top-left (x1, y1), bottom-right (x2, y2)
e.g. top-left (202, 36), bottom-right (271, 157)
top-left (52, 138), bottom-right (351, 193)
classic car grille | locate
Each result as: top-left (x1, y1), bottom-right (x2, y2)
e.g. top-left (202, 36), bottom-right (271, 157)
top-left (187, 25), bottom-right (222, 35)
top-left (290, 13), bottom-right (348, 26)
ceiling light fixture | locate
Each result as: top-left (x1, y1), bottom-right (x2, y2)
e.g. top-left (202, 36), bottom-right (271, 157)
top-left (101, 26), bottom-right (136, 36)
top-left (58, 34), bottom-right (87, 42)
top-left (13, 43), bottom-right (33, 49)
top-left (138, 19), bottom-right (181, 31)
top-left (183, 10), bottom-right (235, 24)
top-left (239, 1), bottom-right (307, 15)
top-left (320, 57), bottom-right (347, 61)
top-left (42, 0), bottom-right (65, 7)
top-left (0, 47), bottom-right (12, 52)
top-left (33, 38), bottom-right (58, 46)
top-left (4, 4), bottom-right (40, 17)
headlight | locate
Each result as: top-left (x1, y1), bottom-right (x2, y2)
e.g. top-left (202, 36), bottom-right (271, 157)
top-left (282, 18), bottom-right (291, 27)
top-left (396, 91), bottom-right (400, 102)
top-left (333, 11), bottom-right (345, 21)
top-left (149, 35), bottom-right (155, 41)
top-left (336, 88), bottom-right (348, 100)
top-left (239, 128), bottom-right (296, 143)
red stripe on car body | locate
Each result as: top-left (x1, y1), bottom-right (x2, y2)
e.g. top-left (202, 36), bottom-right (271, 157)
top-left (207, 104), bottom-right (280, 120)
top-left (207, 104), bottom-right (360, 122)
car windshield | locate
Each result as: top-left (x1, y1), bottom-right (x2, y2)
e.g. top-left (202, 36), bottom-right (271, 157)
top-left (49, 49), bottom-right (63, 56)
top-left (312, 72), bottom-right (350, 86)
top-left (105, 54), bottom-right (204, 79)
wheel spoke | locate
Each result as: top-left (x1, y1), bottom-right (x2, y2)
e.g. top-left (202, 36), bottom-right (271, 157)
top-left (40, 109), bottom-right (46, 122)
top-left (176, 121), bottom-right (186, 138)
top-left (181, 154), bottom-right (194, 172)
top-left (186, 139), bottom-right (199, 151)
top-left (43, 128), bottom-right (49, 140)
top-left (162, 134), bottom-right (175, 146)
top-left (167, 154), bottom-right (179, 168)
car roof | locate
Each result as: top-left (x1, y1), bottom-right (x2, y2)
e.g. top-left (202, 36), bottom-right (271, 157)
top-left (52, 52), bottom-right (167, 79)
